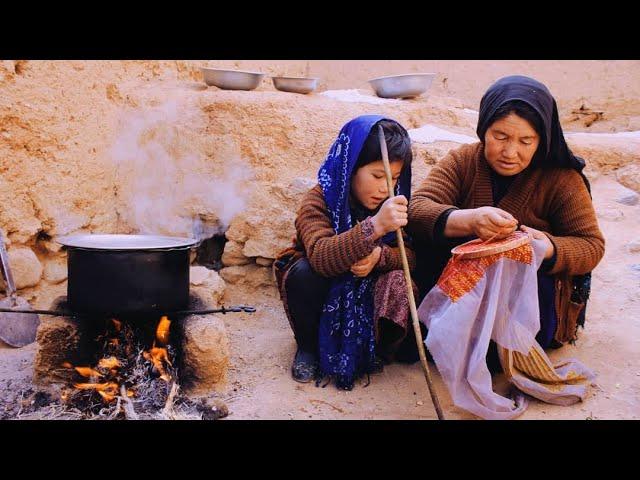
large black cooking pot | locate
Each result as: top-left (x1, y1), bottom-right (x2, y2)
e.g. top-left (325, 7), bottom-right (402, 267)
top-left (56, 234), bottom-right (198, 315)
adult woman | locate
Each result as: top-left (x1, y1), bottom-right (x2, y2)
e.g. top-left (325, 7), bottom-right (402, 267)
top-left (274, 115), bottom-right (416, 390)
top-left (407, 75), bottom-right (605, 350)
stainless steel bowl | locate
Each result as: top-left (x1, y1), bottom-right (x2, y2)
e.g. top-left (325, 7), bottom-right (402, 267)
top-left (368, 73), bottom-right (436, 99)
top-left (272, 76), bottom-right (319, 94)
top-left (201, 68), bottom-right (265, 91)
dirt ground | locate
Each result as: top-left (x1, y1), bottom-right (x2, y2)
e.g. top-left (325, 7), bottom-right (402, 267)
top-left (2, 174), bottom-right (637, 420)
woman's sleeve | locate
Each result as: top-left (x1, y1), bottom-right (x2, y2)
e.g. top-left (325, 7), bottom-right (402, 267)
top-left (295, 187), bottom-right (377, 277)
top-left (545, 171), bottom-right (605, 275)
top-left (407, 150), bottom-right (465, 243)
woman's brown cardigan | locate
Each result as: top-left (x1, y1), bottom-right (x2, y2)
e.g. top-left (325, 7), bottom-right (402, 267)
top-left (407, 142), bottom-right (605, 344)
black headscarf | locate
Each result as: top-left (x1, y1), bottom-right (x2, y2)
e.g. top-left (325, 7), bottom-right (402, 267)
top-left (476, 75), bottom-right (590, 192)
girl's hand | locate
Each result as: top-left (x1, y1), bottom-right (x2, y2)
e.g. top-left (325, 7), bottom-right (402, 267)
top-left (350, 246), bottom-right (382, 277)
top-left (371, 195), bottom-right (408, 239)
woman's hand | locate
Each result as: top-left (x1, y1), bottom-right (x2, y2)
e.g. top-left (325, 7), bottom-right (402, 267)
top-left (350, 246), bottom-right (382, 277)
top-left (470, 206), bottom-right (518, 241)
top-left (521, 225), bottom-right (555, 259)
top-left (371, 195), bottom-right (408, 239)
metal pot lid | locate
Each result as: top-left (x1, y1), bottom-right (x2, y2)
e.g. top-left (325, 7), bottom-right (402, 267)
top-left (55, 234), bottom-right (198, 250)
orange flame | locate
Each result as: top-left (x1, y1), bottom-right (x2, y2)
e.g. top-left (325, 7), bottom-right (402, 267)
top-left (75, 366), bottom-right (103, 378)
top-left (74, 382), bottom-right (117, 391)
top-left (72, 381), bottom-right (120, 402)
top-left (61, 361), bottom-right (73, 369)
top-left (156, 316), bottom-right (171, 346)
top-left (98, 390), bottom-right (117, 402)
top-left (73, 382), bottom-right (119, 402)
top-left (143, 346), bottom-right (172, 382)
top-left (111, 318), bottom-right (122, 332)
top-left (98, 357), bottom-right (121, 370)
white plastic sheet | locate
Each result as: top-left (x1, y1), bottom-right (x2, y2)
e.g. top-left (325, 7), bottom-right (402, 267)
top-left (418, 237), bottom-right (595, 419)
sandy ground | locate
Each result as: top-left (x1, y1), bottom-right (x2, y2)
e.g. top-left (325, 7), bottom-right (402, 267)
top-left (3, 174), bottom-right (637, 420)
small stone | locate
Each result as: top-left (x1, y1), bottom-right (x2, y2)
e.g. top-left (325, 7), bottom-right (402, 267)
top-left (219, 264), bottom-right (274, 288)
top-left (40, 240), bottom-right (62, 254)
top-left (190, 269), bottom-right (226, 305)
top-left (221, 240), bottom-right (251, 267)
top-left (416, 400), bottom-right (424, 406)
top-left (7, 247), bottom-right (43, 289)
top-left (616, 191), bottom-right (639, 206)
top-left (199, 398), bottom-right (229, 420)
top-left (627, 240), bottom-right (640, 254)
top-left (615, 383), bottom-right (621, 388)
top-left (43, 257), bottom-right (68, 284)
top-left (190, 266), bottom-right (211, 286)
top-left (255, 257), bottom-right (274, 267)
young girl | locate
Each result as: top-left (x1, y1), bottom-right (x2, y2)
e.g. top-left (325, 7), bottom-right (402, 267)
top-left (274, 115), bottom-right (416, 390)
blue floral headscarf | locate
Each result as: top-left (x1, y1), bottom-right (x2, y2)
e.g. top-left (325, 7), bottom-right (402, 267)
top-left (317, 114), bottom-right (412, 389)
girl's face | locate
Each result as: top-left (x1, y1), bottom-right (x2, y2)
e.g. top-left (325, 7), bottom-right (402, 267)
top-left (484, 113), bottom-right (540, 176)
top-left (351, 160), bottom-right (404, 210)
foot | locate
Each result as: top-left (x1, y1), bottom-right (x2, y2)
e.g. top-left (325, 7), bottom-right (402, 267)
top-left (291, 348), bottom-right (318, 383)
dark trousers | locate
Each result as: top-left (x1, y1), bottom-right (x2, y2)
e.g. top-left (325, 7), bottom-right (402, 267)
top-left (284, 258), bottom-right (331, 354)
top-left (284, 258), bottom-right (425, 362)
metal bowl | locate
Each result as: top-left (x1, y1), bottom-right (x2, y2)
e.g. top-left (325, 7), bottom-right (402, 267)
top-left (56, 234), bottom-right (198, 250)
top-left (272, 76), bottom-right (319, 94)
top-left (201, 68), bottom-right (265, 91)
top-left (368, 73), bottom-right (436, 99)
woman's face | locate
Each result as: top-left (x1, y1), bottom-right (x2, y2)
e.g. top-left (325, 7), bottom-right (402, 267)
top-left (484, 113), bottom-right (541, 176)
top-left (351, 160), bottom-right (403, 210)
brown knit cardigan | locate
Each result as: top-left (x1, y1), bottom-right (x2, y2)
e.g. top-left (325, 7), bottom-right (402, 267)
top-left (283, 184), bottom-right (416, 277)
top-left (407, 142), bottom-right (605, 344)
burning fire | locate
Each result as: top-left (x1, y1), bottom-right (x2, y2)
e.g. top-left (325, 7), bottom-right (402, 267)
top-left (156, 315), bottom-right (171, 345)
top-left (98, 356), bottom-right (121, 370)
top-left (75, 366), bottom-right (102, 378)
top-left (143, 316), bottom-right (172, 382)
top-left (73, 382), bottom-right (119, 402)
top-left (63, 315), bottom-right (174, 405)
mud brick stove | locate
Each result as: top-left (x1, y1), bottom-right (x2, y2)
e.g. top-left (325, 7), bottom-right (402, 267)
top-left (26, 234), bottom-right (252, 414)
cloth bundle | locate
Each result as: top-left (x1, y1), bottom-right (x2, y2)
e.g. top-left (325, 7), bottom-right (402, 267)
top-left (418, 235), bottom-right (596, 419)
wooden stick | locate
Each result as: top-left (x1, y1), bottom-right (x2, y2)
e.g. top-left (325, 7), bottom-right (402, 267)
top-left (377, 125), bottom-right (445, 420)
top-left (161, 382), bottom-right (180, 420)
top-left (120, 385), bottom-right (139, 420)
